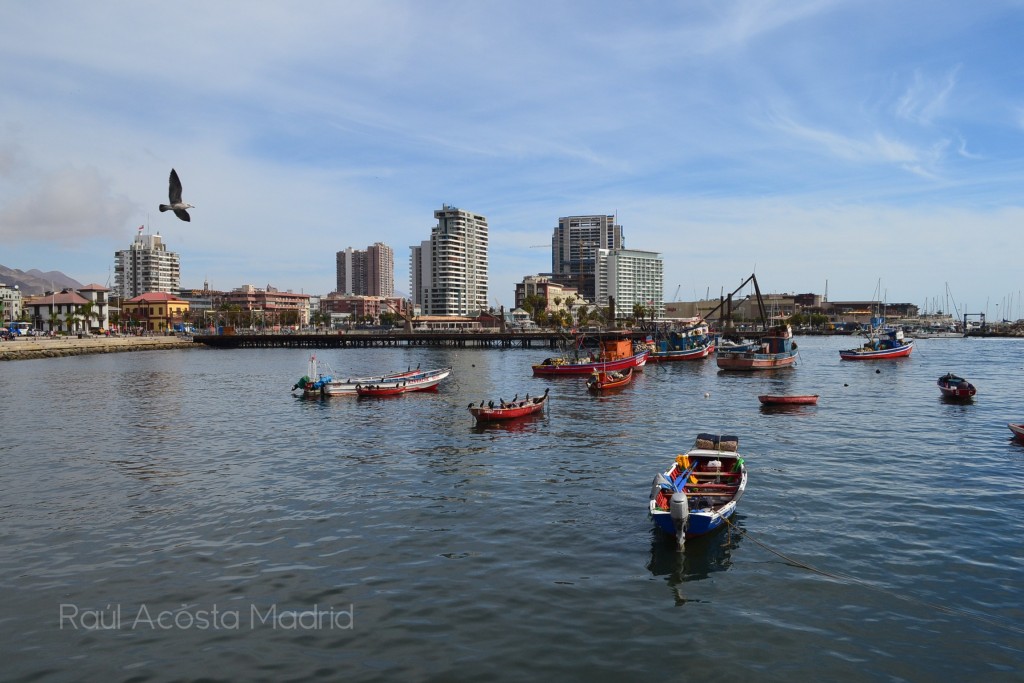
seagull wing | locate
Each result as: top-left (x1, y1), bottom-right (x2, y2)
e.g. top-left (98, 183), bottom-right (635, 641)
top-left (168, 168), bottom-right (183, 203)
top-left (173, 209), bottom-right (191, 222)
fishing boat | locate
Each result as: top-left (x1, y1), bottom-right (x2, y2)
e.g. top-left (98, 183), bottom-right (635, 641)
top-left (839, 326), bottom-right (914, 360)
top-left (586, 367), bottom-right (633, 392)
top-left (356, 382), bottom-right (410, 397)
top-left (716, 324), bottom-right (799, 370)
top-left (1008, 423), bottom-right (1024, 440)
top-left (322, 367), bottom-right (451, 396)
top-left (937, 373), bottom-right (976, 399)
top-left (645, 320), bottom-right (715, 362)
top-left (532, 336), bottom-right (648, 376)
top-left (649, 434), bottom-right (747, 548)
top-left (469, 389), bottom-right (549, 422)
top-left (291, 354), bottom-right (334, 397)
top-left (292, 355), bottom-right (427, 397)
top-left (757, 394), bottom-right (818, 405)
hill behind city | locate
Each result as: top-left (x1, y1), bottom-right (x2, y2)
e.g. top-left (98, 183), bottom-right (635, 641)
top-left (0, 265), bottom-right (85, 295)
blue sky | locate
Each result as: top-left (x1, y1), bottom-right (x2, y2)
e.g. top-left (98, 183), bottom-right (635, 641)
top-left (2, 1), bottom-right (1023, 318)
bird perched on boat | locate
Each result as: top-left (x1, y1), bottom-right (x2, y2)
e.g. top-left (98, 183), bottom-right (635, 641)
top-left (159, 168), bottom-right (194, 222)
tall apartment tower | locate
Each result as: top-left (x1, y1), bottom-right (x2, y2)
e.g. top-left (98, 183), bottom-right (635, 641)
top-left (114, 232), bottom-right (181, 298)
top-left (409, 205), bottom-right (488, 315)
top-left (596, 247), bottom-right (664, 319)
top-left (336, 243), bottom-right (394, 296)
top-left (551, 215), bottom-right (623, 302)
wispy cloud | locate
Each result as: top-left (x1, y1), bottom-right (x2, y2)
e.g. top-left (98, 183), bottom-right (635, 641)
top-left (0, 1), bottom-right (1022, 307)
top-left (895, 66), bottom-right (961, 124)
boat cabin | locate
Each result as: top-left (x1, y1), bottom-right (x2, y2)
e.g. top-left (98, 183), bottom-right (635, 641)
top-left (600, 338), bottom-right (634, 360)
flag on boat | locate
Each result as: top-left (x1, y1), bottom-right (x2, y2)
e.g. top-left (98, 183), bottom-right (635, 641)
top-left (137, 225), bottom-right (144, 233)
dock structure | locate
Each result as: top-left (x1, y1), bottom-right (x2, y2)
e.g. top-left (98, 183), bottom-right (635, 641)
top-left (191, 330), bottom-right (636, 350)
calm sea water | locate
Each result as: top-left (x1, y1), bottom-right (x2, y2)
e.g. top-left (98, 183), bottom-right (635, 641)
top-left (1, 336), bottom-right (1022, 682)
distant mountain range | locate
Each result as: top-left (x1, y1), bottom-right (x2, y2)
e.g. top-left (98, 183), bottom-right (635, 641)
top-left (0, 265), bottom-right (85, 295)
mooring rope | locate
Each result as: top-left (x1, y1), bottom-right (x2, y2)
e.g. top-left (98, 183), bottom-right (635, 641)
top-left (722, 517), bottom-right (1023, 635)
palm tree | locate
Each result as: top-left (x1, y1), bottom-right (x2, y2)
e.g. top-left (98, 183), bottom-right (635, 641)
top-left (47, 310), bottom-right (61, 334)
top-left (79, 301), bottom-right (96, 333)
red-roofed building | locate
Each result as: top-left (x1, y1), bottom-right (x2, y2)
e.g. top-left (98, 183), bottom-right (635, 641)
top-left (121, 292), bottom-right (190, 332)
top-left (23, 286), bottom-right (110, 334)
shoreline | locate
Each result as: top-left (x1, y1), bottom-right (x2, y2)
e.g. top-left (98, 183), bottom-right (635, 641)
top-left (0, 335), bottom-right (198, 361)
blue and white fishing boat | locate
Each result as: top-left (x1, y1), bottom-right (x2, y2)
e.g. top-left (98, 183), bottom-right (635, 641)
top-left (291, 354), bottom-right (334, 397)
top-left (649, 434), bottom-right (748, 548)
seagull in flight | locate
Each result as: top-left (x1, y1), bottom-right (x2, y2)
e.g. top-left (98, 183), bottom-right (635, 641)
top-left (159, 168), bottom-right (194, 222)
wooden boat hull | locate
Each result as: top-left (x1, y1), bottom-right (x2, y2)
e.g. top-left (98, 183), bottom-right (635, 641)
top-left (532, 351), bottom-right (648, 376)
top-left (324, 367), bottom-right (451, 395)
top-left (356, 385), bottom-right (408, 397)
top-left (646, 342), bottom-right (715, 362)
top-left (587, 368), bottom-right (633, 392)
top-left (716, 350), bottom-right (797, 370)
top-left (649, 435), bottom-right (747, 545)
top-left (1008, 423), bottom-right (1024, 439)
top-left (839, 341), bottom-right (914, 360)
top-left (758, 394), bottom-right (818, 405)
top-left (470, 393), bottom-right (548, 422)
top-left (937, 374), bottom-right (976, 399)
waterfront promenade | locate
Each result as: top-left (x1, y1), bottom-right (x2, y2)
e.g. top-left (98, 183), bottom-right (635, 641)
top-left (0, 335), bottom-right (195, 361)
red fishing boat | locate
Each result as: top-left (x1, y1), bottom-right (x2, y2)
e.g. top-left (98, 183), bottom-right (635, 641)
top-left (937, 373), bottom-right (976, 399)
top-left (356, 382), bottom-right (409, 397)
top-left (645, 320), bottom-right (715, 362)
top-left (469, 389), bottom-right (549, 422)
top-left (757, 394), bottom-right (818, 405)
top-left (716, 324), bottom-right (798, 370)
top-left (587, 367), bottom-right (633, 392)
top-left (840, 327), bottom-right (913, 360)
top-left (1008, 423), bottom-right (1024, 440)
top-left (532, 337), bottom-right (647, 376)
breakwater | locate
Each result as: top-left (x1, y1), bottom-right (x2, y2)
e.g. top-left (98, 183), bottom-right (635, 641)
top-left (0, 335), bottom-right (197, 361)
top-left (193, 330), bottom-right (585, 349)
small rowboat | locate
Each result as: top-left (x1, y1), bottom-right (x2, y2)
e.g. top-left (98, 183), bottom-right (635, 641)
top-left (356, 382), bottom-right (408, 397)
top-left (649, 433), bottom-right (748, 549)
top-left (1008, 423), bottom-right (1024, 440)
top-left (937, 373), bottom-right (976, 400)
top-left (587, 367), bottom-right (633, 392)
top-left (469, 389), bottom-right (549, 423)
top-left (758, 394), bottom-right (818, 405)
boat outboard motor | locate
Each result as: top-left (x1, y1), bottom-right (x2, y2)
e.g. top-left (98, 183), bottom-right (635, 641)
top-left (670, 491), bottom-right (689, 549)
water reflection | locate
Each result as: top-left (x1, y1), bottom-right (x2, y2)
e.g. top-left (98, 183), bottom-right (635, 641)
top-left (470, 413), bottom-right (547, 434)
top-left (759, 403), bottom-right (818, 416)
top-left (647, 520), bottom-right (744, 606)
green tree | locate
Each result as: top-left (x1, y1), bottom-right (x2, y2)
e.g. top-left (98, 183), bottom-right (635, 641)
top-left (79, 301), bottom-right (96, 333)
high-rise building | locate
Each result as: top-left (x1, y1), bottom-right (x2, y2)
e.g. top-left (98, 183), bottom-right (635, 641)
top-left (551, 215), bottom-right (623, 302)
top-left (409, 205), bottom-right (488, 316)
top-left (336, 243), bottom-right (394, 296)
top-left (114, 232), bottom-right (181, 298)
top-left (597, 248), bottom-right (664, 320)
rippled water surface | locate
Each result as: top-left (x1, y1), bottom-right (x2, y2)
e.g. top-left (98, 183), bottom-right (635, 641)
top-left (2, 337), bottom-right (1022, 681)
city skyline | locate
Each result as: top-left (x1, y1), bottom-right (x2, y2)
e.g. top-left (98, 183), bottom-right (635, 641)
top-left (2, 3), bottom-right (1023, 320)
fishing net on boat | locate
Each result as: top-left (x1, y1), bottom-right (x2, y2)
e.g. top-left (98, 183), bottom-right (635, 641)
top-left (695, 433), bottom-right (739, 451)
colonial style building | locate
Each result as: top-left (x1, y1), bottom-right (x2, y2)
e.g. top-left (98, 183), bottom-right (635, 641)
top-left (121, 292), bottom-right (190, 332)
top-left (22, 285), bottom-right (110, 333)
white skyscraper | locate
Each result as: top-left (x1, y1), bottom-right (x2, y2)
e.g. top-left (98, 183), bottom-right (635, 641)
top-left (597, 248), bottom-right (664, 320)
top-left (114, 232), bottom-right (181, 298)
top-left (410, 205), bottom-right (489, 316)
